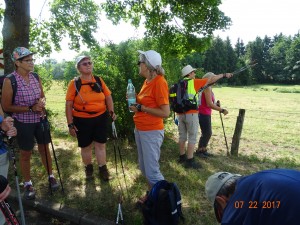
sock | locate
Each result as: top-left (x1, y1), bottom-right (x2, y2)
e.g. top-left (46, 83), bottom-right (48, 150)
top-left (24, 180), bottom-right (33, 187)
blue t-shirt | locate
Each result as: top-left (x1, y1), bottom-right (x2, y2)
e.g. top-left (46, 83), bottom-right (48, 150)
top-left (222, 169), bottom-right (300, 225)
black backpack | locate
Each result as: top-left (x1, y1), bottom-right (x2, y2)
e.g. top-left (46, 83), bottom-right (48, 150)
top-left (74, 76), bottom-right (102, 96)
top-left (0, 72), bottom-right (40, 103)
top-left (142, 180), bottom-right (184, 225)
top-left (169, 79), bottom-right (198, 113)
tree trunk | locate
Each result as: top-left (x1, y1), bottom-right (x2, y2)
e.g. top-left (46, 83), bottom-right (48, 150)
top-left (2, 0), bottom-right (30, 74)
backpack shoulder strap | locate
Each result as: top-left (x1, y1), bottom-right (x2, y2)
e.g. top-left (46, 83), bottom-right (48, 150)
top-left (6, 73), bottom-right (17, 103)
top-left (32, 72), bottom-right (40, 81)
top-left (94, 76), bottom-right (102, 87)
top-left (74, 76), bottom-right (81, 96)
top-left (168, 182), bottom-right (184, 224)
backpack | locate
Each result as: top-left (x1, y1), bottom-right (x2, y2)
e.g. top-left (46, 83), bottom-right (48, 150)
top-left (0, 72), bottom-right (40, 103)
top-left (169, 79), bottom-right (198, 113)
top-left (142, 180), bottom-right (184, 225)
top-left (74, 75), bottom-right (102, 96)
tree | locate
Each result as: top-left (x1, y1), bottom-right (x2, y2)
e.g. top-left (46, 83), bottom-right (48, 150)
top-left (2, 0), bottom-right (30, 74)
top-left (285, 35), bottom-right (300, 83)
top-left (235, 38), bottom-right (246, 58)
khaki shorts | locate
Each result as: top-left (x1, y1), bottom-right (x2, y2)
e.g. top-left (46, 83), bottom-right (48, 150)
top-left (178, 113), bottom-right (199, 144)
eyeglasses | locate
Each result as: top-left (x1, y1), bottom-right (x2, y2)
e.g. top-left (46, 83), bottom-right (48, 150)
top-left (137, 61), bottom-right (145, 66)
top-left (81, 61), bottom-right (93, 66)
top-left (21, 59), bottom-right (35, 64)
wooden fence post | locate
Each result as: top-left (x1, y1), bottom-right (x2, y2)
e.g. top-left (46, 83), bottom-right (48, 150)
top-left (231, 109), bottom-right (245, 156)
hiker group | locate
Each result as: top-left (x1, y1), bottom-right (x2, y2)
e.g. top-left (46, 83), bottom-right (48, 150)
top-left (1, 47), bottom-right (299, 225)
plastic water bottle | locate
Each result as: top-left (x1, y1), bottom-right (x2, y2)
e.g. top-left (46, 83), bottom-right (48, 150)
top-left (127, 79), bottom-right (136, 112)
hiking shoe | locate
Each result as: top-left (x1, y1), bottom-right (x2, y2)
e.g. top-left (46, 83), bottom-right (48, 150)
top-left (184, 158), bottom-right (202, 169)
top-left (195, 151), bottom-right (208, 158)
top-left (203, 151), bottom-right (214, 157)
top-left (178, 154), bottom-right (187, 164)
top-left (99, 165), bottom-right (110, 181)
top-left (24, 185), bottom-right (36, 200)
top-left (85, 164), bottom-right (94, 179)
top-left (49, 177), bottom-right (60, 191)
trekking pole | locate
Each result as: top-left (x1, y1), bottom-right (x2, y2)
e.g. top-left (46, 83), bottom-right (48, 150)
top-left (0, 174), bottom-right (21, 225)
top-left (8, 138), bottom-right (26, 225)
top-left (115, 195), bottom-right (124, 224)
top-left (216, 101), bottom-right (230, 156)
top-left (112, 121), bottom-right (129, 197)
top-left (44, 112), bottom-right (65, 194)
top-left (40, 117), bottom-right (52, 195)
top-left (0, 200), bottom-right (21, 225)
top-left (195, 61), bottom-right (258, 96)
top-left (111, 120), bottom-right (127, 224)
top-left (232, 61), bottom-right (257, 75)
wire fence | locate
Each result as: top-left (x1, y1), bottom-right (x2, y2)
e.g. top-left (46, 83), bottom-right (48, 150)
top-left (209, 107), bottom-right (300, 159)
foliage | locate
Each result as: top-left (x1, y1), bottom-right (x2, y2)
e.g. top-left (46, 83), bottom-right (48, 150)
top-left (49, 0), bottom-right (100, 51)
top-left (101, 0), bottom-right (231, 56)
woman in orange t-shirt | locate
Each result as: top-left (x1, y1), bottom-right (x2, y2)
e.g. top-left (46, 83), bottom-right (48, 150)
top-left (129, 50), bottom-right (170, 203)
top-left (65, 56), bottom-right (116, 181)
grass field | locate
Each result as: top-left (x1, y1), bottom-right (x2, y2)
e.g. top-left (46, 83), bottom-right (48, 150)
top-left (9, 82), bottom-right (300, 225)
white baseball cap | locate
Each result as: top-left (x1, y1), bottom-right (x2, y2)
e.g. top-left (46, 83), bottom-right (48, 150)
top-left (138, 50), bottom-right (162, 68)
top-left (75, 55), bottom-right (91, 68)
top-left (205, 172), bottom-right (241, 206)
top-left (181, 65), bottom-right (197, 77)
top-left (205, 172), bottom-right (241, 222)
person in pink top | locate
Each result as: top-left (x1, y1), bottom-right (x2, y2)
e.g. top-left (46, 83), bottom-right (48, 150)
top-left (178, 66), bottom-right (232, 169)
top-left (196, 72), bottom-right (229, 158)
top-left (1, 47), bottom-right (60, 200)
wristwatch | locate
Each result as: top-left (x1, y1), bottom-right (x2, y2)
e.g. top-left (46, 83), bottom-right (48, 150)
top-left (29, 106), bottom-right (33, 112)
top-left (136, 104), bottom-right (142, 112)
top-left (68, 123), bottom-right (75, 129)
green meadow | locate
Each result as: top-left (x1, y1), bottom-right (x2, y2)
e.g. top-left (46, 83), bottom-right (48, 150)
top-left (10, 82), bottom-right (300, 225)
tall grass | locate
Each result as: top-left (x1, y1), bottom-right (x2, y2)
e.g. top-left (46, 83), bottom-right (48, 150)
top-left (9, 82), bottom-right (300, 225)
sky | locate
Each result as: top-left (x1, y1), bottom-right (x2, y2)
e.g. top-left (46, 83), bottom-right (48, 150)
top-left (26, 0), bottom-right (300, 61)
top-left (214, 0), bottom-right (300, 44)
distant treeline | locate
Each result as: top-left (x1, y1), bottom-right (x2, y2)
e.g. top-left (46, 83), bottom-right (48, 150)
top-left (37, 32), bottom-right (300, 87)
top-left (35, 33), bottom-right (300, 137)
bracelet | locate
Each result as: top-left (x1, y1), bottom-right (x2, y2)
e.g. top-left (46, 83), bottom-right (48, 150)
top-left (68, 123), bottom-right (75, 129)
top-left (29, 105), bottom-right (33, 112)
top-left (136, 104), bottom-right (142, 112)
top-left (223, 73), bottom-right (227, 78)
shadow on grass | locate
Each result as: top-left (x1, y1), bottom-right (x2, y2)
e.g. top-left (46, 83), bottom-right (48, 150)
top-left (7, 129), bottom-right (300, 225)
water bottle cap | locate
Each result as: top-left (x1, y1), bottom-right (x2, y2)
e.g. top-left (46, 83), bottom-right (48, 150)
top-left (128, 79), bottom-right (132, 83)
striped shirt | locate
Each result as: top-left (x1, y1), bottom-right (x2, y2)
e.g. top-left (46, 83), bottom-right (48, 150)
top-left (12, 71), bottom-right (42, 123)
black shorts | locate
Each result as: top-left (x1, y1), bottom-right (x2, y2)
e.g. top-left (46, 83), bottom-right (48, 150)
top-left (14, 119), bottom-right (51, 151)
top-left (73, 112), bottom-right (108, 148)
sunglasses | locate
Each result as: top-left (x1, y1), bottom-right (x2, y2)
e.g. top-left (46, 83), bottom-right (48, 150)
top-left (20, 59), bottom-right (35, 64)
top-left (137, 61), bottom-right (145, 66)
top-left (81, 61), bottom-right (93, 66)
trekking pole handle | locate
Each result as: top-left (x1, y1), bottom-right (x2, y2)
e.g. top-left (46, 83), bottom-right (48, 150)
top-left (112, 122), bottom-right (118, 139)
